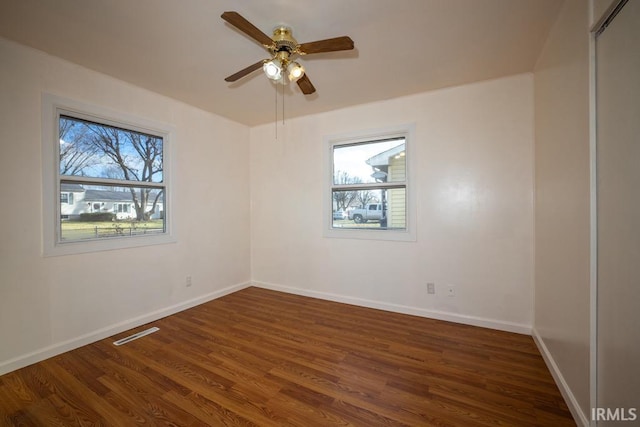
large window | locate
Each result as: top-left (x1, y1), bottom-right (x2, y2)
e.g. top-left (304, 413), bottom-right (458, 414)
top-left (42, 94), bottom-right (174, 256)
top-left (325, 125), bottom-right (415, 241)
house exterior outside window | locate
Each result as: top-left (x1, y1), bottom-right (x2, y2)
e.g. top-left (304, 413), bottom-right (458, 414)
top-left (324, 124), bottom-right (416, 242)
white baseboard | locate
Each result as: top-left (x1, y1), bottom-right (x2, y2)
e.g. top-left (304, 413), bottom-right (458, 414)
top-left (532, 328), bottom-right (589, 427)
top-left (252, 281), bottom-right (532, 335)
top-left (0, 281), bottom-right (251, 376)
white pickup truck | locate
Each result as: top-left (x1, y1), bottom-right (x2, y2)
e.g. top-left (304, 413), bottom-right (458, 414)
top-left (348, 203), bottom-right (386, 223)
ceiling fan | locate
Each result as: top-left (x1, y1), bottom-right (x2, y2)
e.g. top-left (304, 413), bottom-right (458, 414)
top-left (221, 11), bottom-right (355, 95)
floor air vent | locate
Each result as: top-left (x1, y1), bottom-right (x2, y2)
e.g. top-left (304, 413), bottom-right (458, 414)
top-left (113, 327), bottom-right (159, 346)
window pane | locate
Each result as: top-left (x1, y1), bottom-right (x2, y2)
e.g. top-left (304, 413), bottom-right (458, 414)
top-left (59, 115), bottom-right (163, 182)
top-left (333, 138), bottom-right (405, 185)
top-left (59, 183), bottom-right (165, 242)
top-left (332, 188), bottom-right (406, 230)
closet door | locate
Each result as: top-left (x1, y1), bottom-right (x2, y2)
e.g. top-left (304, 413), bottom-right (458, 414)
top-left (596, 0), bottom-right (640, 422)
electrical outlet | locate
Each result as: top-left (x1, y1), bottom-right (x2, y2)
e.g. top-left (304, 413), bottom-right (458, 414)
top-left (427, 282), bottom-right (436, 294)
top-left (446, 285), bottom-right (455, 297)
top-left (186, 276), bottom-right (192, 287)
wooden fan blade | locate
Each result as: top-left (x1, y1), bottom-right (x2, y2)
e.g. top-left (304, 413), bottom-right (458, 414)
top-left (298, 36), bottom-right (354, 55)
top-left (224, 60), bottom-right (265, 82)
top-left (297, 74), bottom-right (316, 95)
top-left (221, 11), bottom-right (273, 48)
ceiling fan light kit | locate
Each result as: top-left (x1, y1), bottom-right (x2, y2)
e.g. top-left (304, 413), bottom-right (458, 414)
top-left (287, 62), bottom-right (305, 82)
top-left (221, 11), bottom-right (355, 95)
top-left (263, 58), bottom-right (283, 81)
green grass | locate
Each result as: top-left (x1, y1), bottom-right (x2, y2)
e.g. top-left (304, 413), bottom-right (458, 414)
top-left (61, 220), bottom-right (164, 240)
top-left (332, 219), bottom-right (384, 228)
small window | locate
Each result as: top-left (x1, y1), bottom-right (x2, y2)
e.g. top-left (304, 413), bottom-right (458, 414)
top-left (60, 192), bottom-right (74, 204)
top-left (42, 94), bottom-right (174, 256)
top-left (115, 203), bottom-right (130, 214)
top-left (324, 125), bottom-right (415, 241)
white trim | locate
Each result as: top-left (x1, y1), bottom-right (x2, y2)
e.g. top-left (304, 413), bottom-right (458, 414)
top-left (533, 329), bottom-right (589, 427)
top-left (41, 92), bottom-right (177, 256)
top-left (322, 123), bottom-right (417, 242)
top-left (589, 8), bottom-right (599, 425)
top-left (0, 281), bottom-right (251, 376)
top-left (252, 280), bottom-right (531, 335)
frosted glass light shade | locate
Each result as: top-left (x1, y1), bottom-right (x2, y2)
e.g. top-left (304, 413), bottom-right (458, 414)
top-left (263, 59), bottom-right (282, 80)
top-left (287, 62), bottom-right (305, 82)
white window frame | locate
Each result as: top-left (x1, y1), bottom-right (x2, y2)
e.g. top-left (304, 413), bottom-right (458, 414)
top-left (42, 93), bottom-right (175, 256)
top-left (323, 124), bottom-right (417, 241)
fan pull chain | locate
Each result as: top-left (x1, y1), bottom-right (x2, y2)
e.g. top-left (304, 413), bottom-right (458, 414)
top-left (274, 81), bottom-right (278, 139)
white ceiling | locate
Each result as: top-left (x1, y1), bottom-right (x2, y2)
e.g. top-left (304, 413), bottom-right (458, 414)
top-left (0, 0), bottom-right (564, 126)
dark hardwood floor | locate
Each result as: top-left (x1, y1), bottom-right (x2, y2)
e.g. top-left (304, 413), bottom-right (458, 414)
top-left (0, 287), bottom-right (575, 426)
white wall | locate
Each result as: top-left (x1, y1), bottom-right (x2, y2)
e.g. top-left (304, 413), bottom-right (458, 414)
top-left (0, 38), bottom-right (251, 374)
top-left (250, 74), bottom-right (535, 333)
top-left (533, 0), bottom-right (591, 423)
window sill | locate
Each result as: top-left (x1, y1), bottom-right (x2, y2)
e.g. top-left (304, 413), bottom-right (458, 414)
top-left (323, 226), bottom-right (416, 242)
top-left (43, 233), bottom-right (176, 257)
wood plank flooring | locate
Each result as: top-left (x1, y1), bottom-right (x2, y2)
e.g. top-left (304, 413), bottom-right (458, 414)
top-left (0, 287), bottom-right (576, 426)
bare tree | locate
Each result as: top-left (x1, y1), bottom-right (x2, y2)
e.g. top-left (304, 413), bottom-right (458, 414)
top-left (126, 131), bottom-right (163, 220)
top-left (86, 125), bottom-right (163, 221)
top-left (59, 118), bottom-right (98, 176)
top-left (333, 171), bottom-right (361, 211)
top-left (355, 189), bottom-right (376, 208)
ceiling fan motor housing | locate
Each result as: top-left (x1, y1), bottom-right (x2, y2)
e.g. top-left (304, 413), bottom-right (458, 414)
top-left (271, 26), bottom-right (299, 55)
